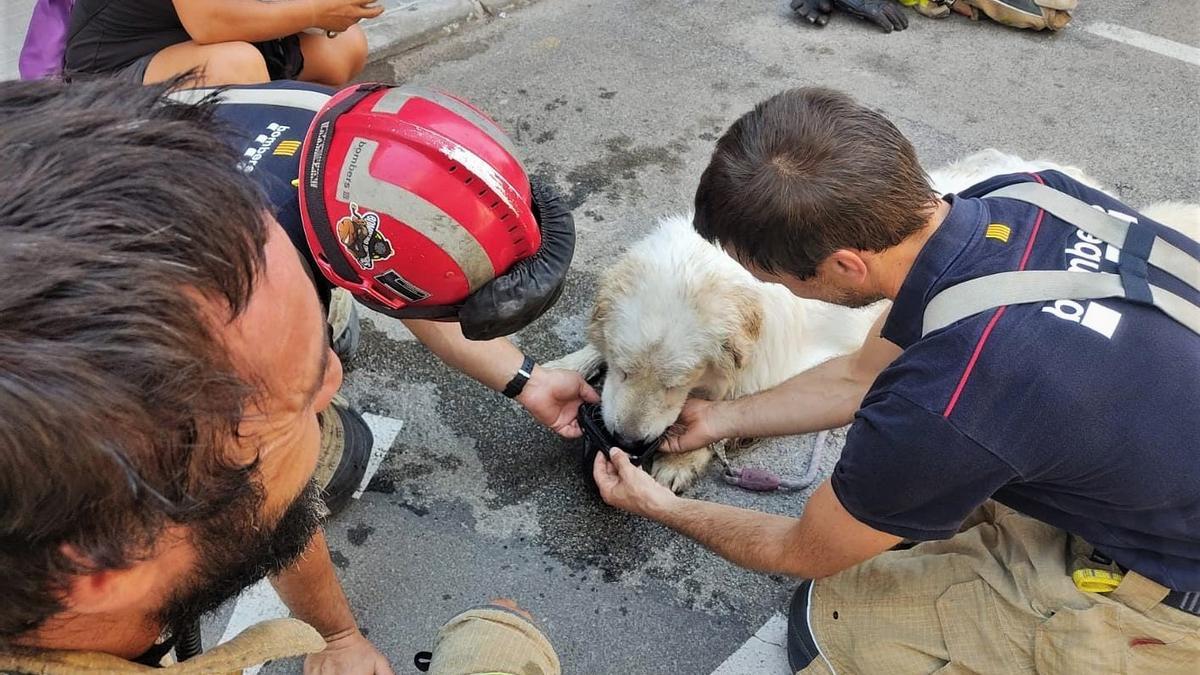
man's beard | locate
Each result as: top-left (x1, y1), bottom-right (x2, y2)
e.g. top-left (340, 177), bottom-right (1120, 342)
top-left (832, 288), bottom-right (886, 309)
top-left (811, 279), bottom-right (885, 309)
top-left (154, 479), bottom-right (324, 632)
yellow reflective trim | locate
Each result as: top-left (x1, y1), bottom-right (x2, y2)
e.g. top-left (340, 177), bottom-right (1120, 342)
top-left (1072, 568), bottom-right (1124, 593)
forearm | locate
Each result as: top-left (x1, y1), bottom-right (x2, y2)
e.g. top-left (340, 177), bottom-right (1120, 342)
top-left (175, 0), bottom-right (318, 44)
top-left (720, 354), bottom-right (869, 440)
top-left (271, 530), bottom-right (359, 639)
top-left (402, 319), bottom-right (524, 393)
top-left (649, 496), bottom-right (811, 576)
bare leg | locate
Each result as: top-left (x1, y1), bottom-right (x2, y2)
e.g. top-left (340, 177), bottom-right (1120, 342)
top-left (143, 40), bottom-right (269, 86)
top-left (297, 25), bottom-right (368, 86)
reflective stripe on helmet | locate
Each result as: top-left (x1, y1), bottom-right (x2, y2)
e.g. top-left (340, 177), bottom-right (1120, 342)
top-left (167, 87), bottom-right (333, 111)
top-left (372, 85), bottom-right (525, 171)
top-left (337, 138), bottom-right (496, 292)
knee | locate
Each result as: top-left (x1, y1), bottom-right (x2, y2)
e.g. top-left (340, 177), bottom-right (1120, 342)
top-left (200, 42), bottom-right (269, 85)
top-left (342, 25), bottom-right (369, 78)
top-left (313, 26), bottom-right (368, 85)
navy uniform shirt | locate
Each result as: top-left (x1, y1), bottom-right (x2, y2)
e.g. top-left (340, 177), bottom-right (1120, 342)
top-left (205, 81), bottom-right (335, 298)
top-left (832, 170), bottom-right (1200, 592)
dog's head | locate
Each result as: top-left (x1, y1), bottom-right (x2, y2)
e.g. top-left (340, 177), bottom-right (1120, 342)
top-left (588, 218), bottom-right (762, 446)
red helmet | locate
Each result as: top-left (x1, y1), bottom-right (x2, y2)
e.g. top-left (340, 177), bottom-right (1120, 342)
top-left (299, 83), bottom-right (541, 317)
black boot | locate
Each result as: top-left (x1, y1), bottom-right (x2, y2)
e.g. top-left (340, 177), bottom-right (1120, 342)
top-left (314, 397), bottom-right (374, 516)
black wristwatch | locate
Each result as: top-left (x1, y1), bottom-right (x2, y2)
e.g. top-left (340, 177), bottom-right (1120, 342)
top-left (502, 355), bottom-right (536, 399)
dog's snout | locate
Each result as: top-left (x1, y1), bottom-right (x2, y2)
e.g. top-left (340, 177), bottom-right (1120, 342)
top-left (614, 432), bottom-right (642, 450)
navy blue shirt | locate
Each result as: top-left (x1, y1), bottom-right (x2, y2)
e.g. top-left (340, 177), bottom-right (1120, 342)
top-left (832, 170), bottom-right (1200, 592)
top-left (206, 81), bottom-right (335, 297)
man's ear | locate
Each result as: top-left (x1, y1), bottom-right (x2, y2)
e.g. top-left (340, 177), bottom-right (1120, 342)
top-left (821, 249), bottom-right (871, 286)
top-left (56, 532), bottom-right (186, 617)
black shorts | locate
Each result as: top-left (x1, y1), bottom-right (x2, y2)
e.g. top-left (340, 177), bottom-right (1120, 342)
top-left (253, 35), bottom-right (306, 81)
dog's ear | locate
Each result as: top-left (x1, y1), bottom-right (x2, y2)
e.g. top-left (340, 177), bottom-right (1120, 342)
top-left (587, 284), bottom-right (613, 351)
top-left (720, 285), bottom-right (763, 372)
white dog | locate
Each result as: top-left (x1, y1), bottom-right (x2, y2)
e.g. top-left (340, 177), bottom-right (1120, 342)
top-left (552, 150), bottom-right (1199, 492)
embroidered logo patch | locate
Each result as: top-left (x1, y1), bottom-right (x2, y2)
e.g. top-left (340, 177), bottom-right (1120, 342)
top-left (273, 140), bottom-right (302, 157)
top-left (985, 223), bottom-right (1012, 243)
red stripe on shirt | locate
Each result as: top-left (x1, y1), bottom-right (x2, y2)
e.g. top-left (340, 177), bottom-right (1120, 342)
top-left (943, 173), bottom-right (1047, 418)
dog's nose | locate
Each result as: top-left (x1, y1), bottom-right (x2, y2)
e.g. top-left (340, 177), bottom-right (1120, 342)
top-left (614, 432), bottom-right (643, 451)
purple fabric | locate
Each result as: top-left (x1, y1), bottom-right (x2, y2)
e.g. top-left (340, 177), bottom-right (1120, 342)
top-left (18, 0), bottom-right (75, 80)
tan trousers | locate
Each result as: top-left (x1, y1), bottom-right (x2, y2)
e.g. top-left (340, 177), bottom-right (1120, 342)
top-left (799, 503), bottom-right (1200, 674)
top-left (428, 606), bottom-right (560, 675)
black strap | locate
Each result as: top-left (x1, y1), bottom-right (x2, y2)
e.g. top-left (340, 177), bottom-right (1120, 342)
top-left (300, 83), bottom-right (388, 286)
top-left (502, 355), bottom-right (535, 399)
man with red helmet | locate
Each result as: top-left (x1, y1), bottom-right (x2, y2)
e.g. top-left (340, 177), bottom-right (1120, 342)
top-left (201, 79), bottom-right (596, 672)
top-left (0, 76), bottom-right (592, 675)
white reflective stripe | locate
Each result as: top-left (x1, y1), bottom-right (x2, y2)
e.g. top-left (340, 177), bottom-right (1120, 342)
top-left (1152, 237), bottom-right (1200, 292)
top-left (983, 182), bottom-right (1200, 290)
top-left (372, 85), bottom-right (524, 169)
top-left (338, 138), bottom-right (494, 291)
top-left (924, 271), bottom-right (1200, 337)
top-left (807, 580), bottom-right (838, 675)
top-left (1186, 592), bottom-right (1200, 613)
top-left (923, 271), bottom-right (1126, 337)
top-left (166, 87), bottom-right (332, 112)
top-left (986, 182), bottom-right (1135, 248)
top-left (1151, 285), bottom-right (1200, 336)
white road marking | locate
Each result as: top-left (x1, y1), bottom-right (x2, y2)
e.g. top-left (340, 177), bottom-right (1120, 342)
top-left (218, 580), bottom-right (290, 675)
top-left (710, 612), bottom-right (791, 675)
top-left (213, 413), bottom-right (403, 670)
top-left (355, 413), bottom-right (405, 499)
top-left (1084, 22), bottom-right (1200, 68)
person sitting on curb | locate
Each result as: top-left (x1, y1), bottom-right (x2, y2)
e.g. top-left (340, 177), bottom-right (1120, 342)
top-left (595, 87), bottom-right (1199, 673)
top-left (64, 0), bottom-right (383, 86)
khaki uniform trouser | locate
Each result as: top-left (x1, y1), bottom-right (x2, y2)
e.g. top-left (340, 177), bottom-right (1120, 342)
top-left (427, 606), bottom-right (560, 675)
top-left (799, 503), bottom-right (1200, 674)
top-left (0, 607), bottom-right (558, 675)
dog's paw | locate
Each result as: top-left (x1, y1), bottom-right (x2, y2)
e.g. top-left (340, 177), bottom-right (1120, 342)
top-left (651, 448), bottom-right (714, 493)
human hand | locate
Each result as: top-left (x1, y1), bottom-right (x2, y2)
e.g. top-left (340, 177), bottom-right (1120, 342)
top-left (660, 398), bottom-right (728, 454)
top-left (516, 365), bottom-right (600, 438)
top-left (833, 0), bottom-right (909, 31)
top-left (791, 0), bottom-right (834, 26)
top-left (304, 629), bottom-right (394, 675)
top-left (593, 449), bottom-right (679, 518)
top-left (310, 0), bottom-right (384, 33)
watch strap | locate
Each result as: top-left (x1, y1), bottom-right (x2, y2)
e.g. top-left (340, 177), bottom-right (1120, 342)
top-left (502, 355), bottom-right (536, 399)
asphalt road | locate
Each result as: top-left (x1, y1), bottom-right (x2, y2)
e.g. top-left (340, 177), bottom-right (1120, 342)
top-left (233, 1), bottom-right (1198, 672)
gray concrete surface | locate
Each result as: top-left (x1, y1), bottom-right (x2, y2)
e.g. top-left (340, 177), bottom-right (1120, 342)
top-left (258, 2), bottom-right (1199, 673)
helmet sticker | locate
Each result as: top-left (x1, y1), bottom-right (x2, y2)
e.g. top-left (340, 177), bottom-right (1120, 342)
top-left (336, 200), bottom-right (396, 269)
top-left (336, 202), bottom-right (394, 270)
top-left (374, 270), bottom-right (431, 304)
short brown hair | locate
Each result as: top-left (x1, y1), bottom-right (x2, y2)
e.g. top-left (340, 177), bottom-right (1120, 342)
top-left (694, 88), bottom-right (937, 279)
top-left (0, 77), bottom-right (268, 639)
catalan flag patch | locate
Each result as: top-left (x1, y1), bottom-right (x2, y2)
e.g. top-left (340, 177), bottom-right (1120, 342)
top-left (985, 223), bottom-right (1012, 243)
top-left (273, 140), bottom-right (302, 157)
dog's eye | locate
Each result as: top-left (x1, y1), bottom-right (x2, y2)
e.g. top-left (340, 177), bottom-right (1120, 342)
top-left (612, 368), bottom-right (627, 382)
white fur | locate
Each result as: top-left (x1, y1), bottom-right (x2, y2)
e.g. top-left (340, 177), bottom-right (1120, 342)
top-left (552, 149), bottom-right (1198, 492)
